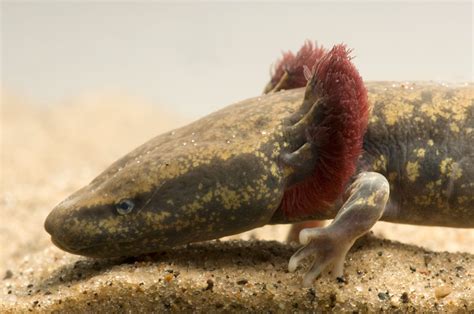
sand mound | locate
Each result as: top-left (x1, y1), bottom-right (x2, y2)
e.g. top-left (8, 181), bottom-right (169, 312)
top-left (1, 236), bottom-right (473, 312)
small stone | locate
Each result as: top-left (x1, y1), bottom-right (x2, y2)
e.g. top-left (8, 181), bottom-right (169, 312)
top-left (434, 285), bottom-right (452, 299)
top-left (378, 291), bottom-right (390, 301)
top-left (307, 288), bottom-right (316, 302)
top-left (164, 274), bottom-right (174, 283)
top-left (400, 292), bottom-right (409, 303)
top-left (455, 265), bottom-right (464, 272)
top-left (204, 279), bottom-right (214, 291)
top-left (3, 270), bottom-right (13, 280)
top-left (236, 279), bottom-right (248, 285)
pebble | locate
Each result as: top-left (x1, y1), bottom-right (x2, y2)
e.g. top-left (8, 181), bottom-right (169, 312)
top-left (434, 285), bottom-right (452, 299)
top-left (3, 270), bottom-right (13, 280)
top-left (204, 279), bottom-right (214, 291)
top-left (236, 279), bottom-right (248, 285)
top-left (400, 292), bottom-right (409, 303)
top-left (164, 274), bottom-right (174, 283)
top-left (377, 291), bottom-right (390, 301)
top-left (0, 235), bottom-right (471, 312)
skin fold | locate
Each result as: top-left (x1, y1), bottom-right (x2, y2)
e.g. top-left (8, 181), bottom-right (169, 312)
top-left (45, 43), bottom-right (473, 286)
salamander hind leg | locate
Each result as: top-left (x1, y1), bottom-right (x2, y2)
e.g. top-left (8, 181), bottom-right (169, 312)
top-left (288, 172), bottom-right (390, 287)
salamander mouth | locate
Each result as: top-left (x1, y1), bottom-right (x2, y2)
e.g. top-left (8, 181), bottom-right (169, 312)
top-left (50, 236), bottom-right (119, 257)
top-left (50, 235), bottom-right (169, 258)
top-left (50, 236), bottom-right (90, 255)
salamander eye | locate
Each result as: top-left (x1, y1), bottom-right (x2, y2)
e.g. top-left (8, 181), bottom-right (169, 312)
top-left (116, 199), bottom-right (135, 215)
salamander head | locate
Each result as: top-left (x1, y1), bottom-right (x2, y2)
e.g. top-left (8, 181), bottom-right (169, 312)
top-left (44, 88), bottom-right (294, 257)
top-left (44, 151), bottom-right (202, 257)
top-left (45, 158), bottom-right (170, 257)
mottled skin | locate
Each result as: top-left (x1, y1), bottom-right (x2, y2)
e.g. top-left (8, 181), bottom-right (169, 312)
top-left (46, 83), bottom-right (474, 250)
top-left (360, 82), bottom-right (474, 227)
top-left (45, 46), bottom-right (473, 286)
top-left (46, 88), bottom-right (299, 257)
top-left (271, 82), bottom-right (474, 227)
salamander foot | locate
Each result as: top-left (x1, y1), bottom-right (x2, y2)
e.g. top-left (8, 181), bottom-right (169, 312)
top-left (288, 172), bottom-right (390, 287)
top-left (288, 226), bottom-right (353, 287)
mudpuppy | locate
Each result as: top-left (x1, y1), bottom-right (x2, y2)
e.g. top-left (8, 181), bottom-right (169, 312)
top-left (45, 42), bottom-right (474, 286)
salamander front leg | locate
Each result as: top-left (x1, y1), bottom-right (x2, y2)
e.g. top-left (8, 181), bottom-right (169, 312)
top-left (288, 172), bottom-right (390, 287)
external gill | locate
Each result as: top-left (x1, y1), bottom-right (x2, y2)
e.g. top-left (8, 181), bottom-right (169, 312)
top-left (279, 97), bottom-right (326, 186)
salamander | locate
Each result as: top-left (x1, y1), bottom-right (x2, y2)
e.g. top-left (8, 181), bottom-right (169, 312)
top-left (45, 42), bottom-right (474, 287)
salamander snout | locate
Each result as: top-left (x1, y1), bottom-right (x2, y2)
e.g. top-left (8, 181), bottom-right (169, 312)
top-left (44, 184), bottom-right (185, 258)
top-left (44, 210), bottom-right (54, 235)
top-left (44, 199), bottom-right (89, 254)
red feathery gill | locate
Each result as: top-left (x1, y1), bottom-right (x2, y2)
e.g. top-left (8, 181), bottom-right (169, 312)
top-left (278, 43), bottom-right (369, 218)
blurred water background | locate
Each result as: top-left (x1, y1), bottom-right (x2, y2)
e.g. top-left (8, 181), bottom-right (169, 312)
top-left (2, 1), bottom-right (472, 119)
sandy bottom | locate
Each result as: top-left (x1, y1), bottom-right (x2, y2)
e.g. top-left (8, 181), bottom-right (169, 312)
top-left (1, 92), bottom-right (473, 311)
top-left (1, 237), bottom-right (473, 312)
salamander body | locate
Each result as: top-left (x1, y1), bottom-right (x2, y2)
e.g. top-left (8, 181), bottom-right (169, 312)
top-left (45, 43), bottom-right (473, 286)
